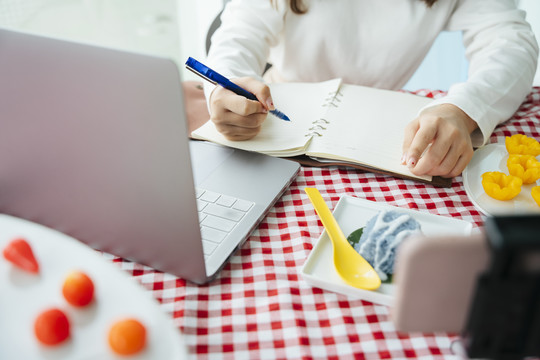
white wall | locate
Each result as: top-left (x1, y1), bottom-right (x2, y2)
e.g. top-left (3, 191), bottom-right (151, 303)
top-left (519, 0), bottom-right (540, 86)
top-left (0, 0), bottom-right (222, 81)
top-left (176, 0), bottom-right (222, 80)
top-left (0, 1), bottom-right (180, 60)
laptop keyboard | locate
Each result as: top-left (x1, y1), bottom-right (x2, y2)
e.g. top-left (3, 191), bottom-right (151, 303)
top-left (196, 188), bottom-right (254, 259)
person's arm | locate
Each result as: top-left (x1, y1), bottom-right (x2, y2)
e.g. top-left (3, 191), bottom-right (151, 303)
top-left (202, 0), bottom-right (286, 140)
top-left (403, 0), bottom-right (539, 177)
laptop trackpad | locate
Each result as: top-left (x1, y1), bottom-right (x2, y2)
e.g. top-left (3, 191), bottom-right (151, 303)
top-left (189, 141), bottom-right (234, 185)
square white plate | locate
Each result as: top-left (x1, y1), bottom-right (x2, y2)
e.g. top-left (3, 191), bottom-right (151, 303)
top-left (301, 195), bottom-right (473, 306)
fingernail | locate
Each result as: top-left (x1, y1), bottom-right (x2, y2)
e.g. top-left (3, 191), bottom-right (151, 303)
top-left (407, 156), bottom-right (417, 167)
top-left (265, 98), bottom-right (275, 110)
top-left (401, 153), bottom-right (407, 164)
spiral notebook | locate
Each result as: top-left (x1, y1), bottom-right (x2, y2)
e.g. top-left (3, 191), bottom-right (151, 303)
top-left (192, 79), bottom-right (451, 187)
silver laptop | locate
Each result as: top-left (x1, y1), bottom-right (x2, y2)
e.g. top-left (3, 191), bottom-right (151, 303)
top-left (0, 28), bottom-right (300, 284)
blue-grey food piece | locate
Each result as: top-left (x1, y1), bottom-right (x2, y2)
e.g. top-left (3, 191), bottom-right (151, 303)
top-left (353, 210), bottom-right (421, 281)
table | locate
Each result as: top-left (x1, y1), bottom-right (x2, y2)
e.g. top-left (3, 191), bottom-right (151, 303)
top-left (108, 87), bottom-right (540, 359)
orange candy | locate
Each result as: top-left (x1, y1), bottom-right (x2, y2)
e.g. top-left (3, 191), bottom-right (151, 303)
top-left (108, 318), bottom-right (147, 355)
top-left (34, 308), bottom-right (70, 346)
top-left (62, 271), bottom-right (95, 307)
top-left (505, 134), bottom-right (540, 156)
top-left (507, 154), bottom-right (540, 184)
top-left (532, 186), bottom-right (540, 207)
top-left (481, 171), bottom-right (522, 201)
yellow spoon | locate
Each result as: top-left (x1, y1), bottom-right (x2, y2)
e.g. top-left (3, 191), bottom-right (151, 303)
top-left (304, 188), bottom-right (381, 290)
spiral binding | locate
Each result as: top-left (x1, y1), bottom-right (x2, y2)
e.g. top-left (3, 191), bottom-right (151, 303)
top-left (322, 89), bottom-right (343, 107)
top-left (305, 89), bottom-right (342, 137)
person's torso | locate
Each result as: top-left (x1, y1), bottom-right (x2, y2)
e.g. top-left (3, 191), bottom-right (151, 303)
top-left (267, 0), bottom-right (458, 89)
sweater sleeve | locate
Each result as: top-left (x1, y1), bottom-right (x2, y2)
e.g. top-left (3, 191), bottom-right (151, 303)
top-left (203, 0), bottom-right (287, 104)
top-left (420, 0), bottom-right (539, 147)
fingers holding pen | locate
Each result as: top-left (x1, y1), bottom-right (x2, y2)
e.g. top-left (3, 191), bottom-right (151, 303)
top-left (239, 77), bottom-right (276, 111)
top-left (209, 77), bottom-right (273, 141)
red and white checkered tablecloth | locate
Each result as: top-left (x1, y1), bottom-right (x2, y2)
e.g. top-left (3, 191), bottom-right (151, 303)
top-left (109, 88), bottom-right (540, 359)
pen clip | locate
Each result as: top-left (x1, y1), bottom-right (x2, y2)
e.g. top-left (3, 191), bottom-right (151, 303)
top-left (185, 64), bottom-right (217, 85)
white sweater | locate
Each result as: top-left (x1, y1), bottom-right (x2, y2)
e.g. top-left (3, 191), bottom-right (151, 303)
top-left (205, 0), bottom-right (538, 146)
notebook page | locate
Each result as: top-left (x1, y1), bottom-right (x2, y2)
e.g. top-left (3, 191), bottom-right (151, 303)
top-left (306, 84), bottom-right (434, 181)
top-left (191, 79), bottom-right (341, 157)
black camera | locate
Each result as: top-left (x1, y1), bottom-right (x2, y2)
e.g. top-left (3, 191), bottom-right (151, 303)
top-left (463, 215), bottom-right (540, 360)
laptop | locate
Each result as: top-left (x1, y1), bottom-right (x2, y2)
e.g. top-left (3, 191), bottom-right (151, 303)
top-left (0, 28), bottom-right (300, 284)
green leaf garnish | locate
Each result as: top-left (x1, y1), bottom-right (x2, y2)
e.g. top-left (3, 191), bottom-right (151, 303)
top-left (346, 227), bottom-right (364, 248)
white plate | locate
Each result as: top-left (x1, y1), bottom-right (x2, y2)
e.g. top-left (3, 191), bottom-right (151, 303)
top-left (463, 143), bottom-right (540, 216)
top-left (301, 195), bottom-right (473, 306)
top-left (0, 214), bottom-right (188, 360)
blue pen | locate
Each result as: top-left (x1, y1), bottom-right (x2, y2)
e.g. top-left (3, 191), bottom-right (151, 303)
top-left (185, 57), bottom-right (290, 121)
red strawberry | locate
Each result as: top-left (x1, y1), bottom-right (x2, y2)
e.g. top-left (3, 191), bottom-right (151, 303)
top-left (3, 238), bottom-right (39, 273)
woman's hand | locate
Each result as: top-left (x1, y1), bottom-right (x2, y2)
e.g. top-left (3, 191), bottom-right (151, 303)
top-left (402, 104), bottom-right (478, 178)
top-left (208, 77), bottom-right (274, 141)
